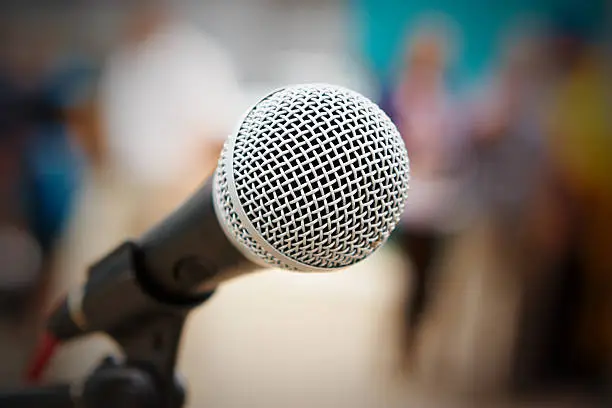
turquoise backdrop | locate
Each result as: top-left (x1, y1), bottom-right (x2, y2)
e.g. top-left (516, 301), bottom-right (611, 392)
top-left (351, 0), bottom-right (606, 87)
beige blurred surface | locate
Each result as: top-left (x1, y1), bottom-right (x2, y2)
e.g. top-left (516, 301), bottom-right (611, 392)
top-left (42, 174), bottom-right (594, 408)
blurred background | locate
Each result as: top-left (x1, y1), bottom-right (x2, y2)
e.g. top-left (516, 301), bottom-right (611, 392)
top-left (0, 0), bottom-right (610, 407)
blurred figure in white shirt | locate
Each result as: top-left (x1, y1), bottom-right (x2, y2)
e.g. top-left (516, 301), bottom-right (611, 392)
top-left (98, 1), bottom-right (244, 231)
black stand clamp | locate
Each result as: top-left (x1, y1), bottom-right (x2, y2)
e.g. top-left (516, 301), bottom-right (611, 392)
top-left (0, 242), bottom-right (216, 408)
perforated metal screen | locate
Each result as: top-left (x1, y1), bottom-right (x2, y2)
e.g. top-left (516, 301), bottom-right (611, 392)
top-left (214, 84), bottom-right (410, 271)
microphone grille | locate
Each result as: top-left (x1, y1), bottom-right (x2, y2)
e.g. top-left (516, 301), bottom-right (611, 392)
top-left (214, 84), bottom-right (410, 271)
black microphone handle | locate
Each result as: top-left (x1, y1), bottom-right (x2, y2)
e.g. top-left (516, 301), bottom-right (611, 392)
top-left (138, 176), bottom-right (255, 298)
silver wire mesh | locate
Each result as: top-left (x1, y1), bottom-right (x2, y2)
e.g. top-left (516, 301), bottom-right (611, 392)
top-left (214, 84), bottom-right (410, 270)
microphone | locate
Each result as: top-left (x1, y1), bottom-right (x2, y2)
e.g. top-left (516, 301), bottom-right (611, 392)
top-left (47, 83), bottom-right (411, 342)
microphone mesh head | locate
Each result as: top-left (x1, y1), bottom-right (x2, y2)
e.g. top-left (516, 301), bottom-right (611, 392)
top-left (214, 84), bottom-right (410, 271)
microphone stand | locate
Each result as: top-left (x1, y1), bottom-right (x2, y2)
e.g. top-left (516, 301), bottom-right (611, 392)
top-left (0, 243), bottom-right (216, 408)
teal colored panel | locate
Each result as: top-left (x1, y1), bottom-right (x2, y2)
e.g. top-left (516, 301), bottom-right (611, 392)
top-left (350, 0), bottom-right (606, 85)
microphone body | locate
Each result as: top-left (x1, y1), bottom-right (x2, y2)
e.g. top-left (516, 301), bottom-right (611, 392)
top-left (48, 83), bottom-right (410, 342)
top-left (138, 177), bottom-right (255, 296)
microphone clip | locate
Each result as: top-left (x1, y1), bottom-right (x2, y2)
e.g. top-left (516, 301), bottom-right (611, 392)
top-left (2, 242), bottom-right (215, 408)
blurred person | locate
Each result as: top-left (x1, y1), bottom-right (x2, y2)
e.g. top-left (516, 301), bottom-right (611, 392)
top-left (97, 1), bottom-right (244, 234)
top-left (464, 38), bottom-right (549, 224)
top-left (543, 13), bottom-right (612, 395)
top-left (0, 20), bottom-right (87, 385)
top-left (0, 21), bottom-right (86, 316)
top-left (386, 18), bottom-right (471, 366)
top-left (467, 31), bottom-right (554, 254)
top-left (460, 29), bottom-right (562, 393)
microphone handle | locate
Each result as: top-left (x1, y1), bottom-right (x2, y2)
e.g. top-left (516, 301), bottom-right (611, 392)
top-left (138, 176), bottom-right (255, 297)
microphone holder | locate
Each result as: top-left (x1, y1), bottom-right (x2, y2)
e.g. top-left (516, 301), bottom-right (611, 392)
top-left (0, 242), bottom-right (215, 408)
